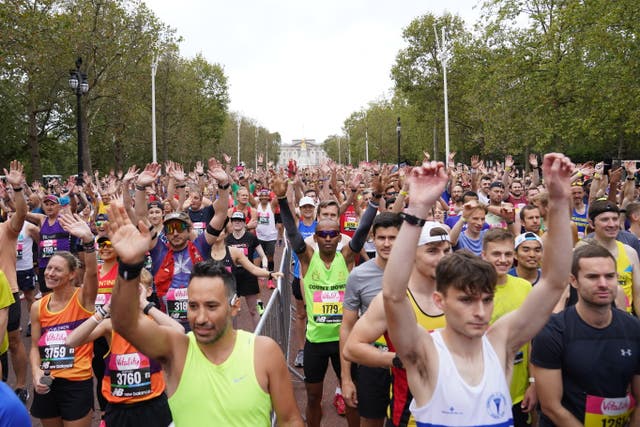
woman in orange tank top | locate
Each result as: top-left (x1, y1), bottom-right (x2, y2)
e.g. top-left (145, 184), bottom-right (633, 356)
top-left (65, 269), bottom-right (183, 427)
top-left (29, 213), bottom-right (98, 427)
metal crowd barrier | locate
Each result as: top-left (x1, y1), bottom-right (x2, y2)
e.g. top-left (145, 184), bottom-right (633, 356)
top-left (254, 240), bottom-right (304, 381)
top-left (254, 240), bottom-right (305, 426)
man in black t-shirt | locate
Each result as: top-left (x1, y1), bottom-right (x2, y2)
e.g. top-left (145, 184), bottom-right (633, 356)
top-left (532, 244), bottom-right (640, 426)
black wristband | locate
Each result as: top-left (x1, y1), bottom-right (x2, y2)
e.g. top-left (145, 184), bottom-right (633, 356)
top-left (143, 302), bottom-right (156, 315)
top-left (399, 212), bottom-right (427, 227)
top-left (218, 182), bottom-right (230, 190)
top-left (176, 184), bottom-right (187, 189)
top-left (83, 240), bottom-right (95, 250)
top-left (135, 184), bottom-right (147, 191)
top-left (206, 223), bottom-right (222, 237)
top-left (117, 259), bottom-right (146, 281)
top-left (12, 187), bottom-right (23, 192)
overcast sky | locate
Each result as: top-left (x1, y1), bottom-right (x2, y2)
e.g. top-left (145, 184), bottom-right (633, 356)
top-left (144, 0), bottom-right (482, 145)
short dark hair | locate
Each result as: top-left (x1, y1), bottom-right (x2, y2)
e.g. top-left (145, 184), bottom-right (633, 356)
top-left (571, 243), bottom-right (616, 277)
top-left (317, 199), bottom-right (339, 216)
top-left (190, 260), bottom-right (237, 301)
top-left (519, 205), bottom-right (540, 221)
top-left (462, 191), bottom-right (478, 202)
top-left (436, 250), bottom-right (497, 296)
top-left (482, 228), bottom-right (514, 250)
top-left (371, 212), bottom-right (402, 235)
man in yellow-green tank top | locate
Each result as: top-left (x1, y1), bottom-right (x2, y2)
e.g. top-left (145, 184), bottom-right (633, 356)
top-left (105, 199), bottom-right (304, 427)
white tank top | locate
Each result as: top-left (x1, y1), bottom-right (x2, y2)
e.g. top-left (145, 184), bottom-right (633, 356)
top-left (255, 203), bottom-right (278, 241)
top-left (410, 329), bottom-right (514, 426)
top-left (16, 222), bottom-right (34, 271)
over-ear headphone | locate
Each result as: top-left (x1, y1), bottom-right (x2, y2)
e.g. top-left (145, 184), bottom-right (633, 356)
top-left (229, 294), bottom-right (238, 306)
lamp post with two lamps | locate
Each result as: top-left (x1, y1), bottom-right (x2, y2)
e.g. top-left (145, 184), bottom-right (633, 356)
top-left (68, 57), bottom-right (89, 184)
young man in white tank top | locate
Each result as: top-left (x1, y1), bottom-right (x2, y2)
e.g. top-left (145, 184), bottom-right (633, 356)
top-left (382, 154), bottom-right (574, 426)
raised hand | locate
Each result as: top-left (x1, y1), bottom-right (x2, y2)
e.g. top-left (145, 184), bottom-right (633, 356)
top-left (122, 165), bottom-right (139, 184)
top-left (3, 160), bottom-right (24, 188)
top-left (505, 155), bottom-right (514, 169)
top-left (528, 154), bottom-right (538, 168)
top-left (208, 166), bottom-right (229, 186)
top-left (194, 161), bottom-right (204, 177)
top-left (136, 163), bottom-right (160, 187)
top-left (170, 162), bottom-right (186, 183)
top-left (107, 202), bottom-right (151, 264)
top-left (222, 153), bottom-right (231, 164)
top-left (471, 155), bottom-right (481, 170)
top-left (272, 173), bottom-right (288, 198)
top-left (406, 161), bottom-right (448, 214)
top-left (59, 213), bottom-right (93, 243)
top-left (542, 153), bottom-right (574, 201)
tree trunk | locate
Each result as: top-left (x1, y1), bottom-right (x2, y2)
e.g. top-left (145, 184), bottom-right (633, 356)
top-left (27, 89), bottom-right (42, 180)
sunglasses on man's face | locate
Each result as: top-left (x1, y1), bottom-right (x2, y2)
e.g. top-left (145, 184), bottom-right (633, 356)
top-left (98, 240), bottom-right (112, 249)
top-left (164, 221), bottom-right (188, 234)
top-left (316, 230), bottom-right (340, 239)
top-left (95, 221), bottom-right (107, 227)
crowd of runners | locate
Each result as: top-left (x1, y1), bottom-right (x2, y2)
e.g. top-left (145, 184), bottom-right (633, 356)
top-left (0, 151), bottom-right (638, 427)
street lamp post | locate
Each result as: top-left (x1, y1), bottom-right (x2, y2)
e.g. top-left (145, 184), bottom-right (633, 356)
top-left (396, 117), bottom-right (401, 169)
top-left (237, 117), bottom-right (241, 165)
top-left (69, 57), bottom-right (89, 185)
top-left (151, 55), bottom-right (158, 163)
top-left (434, 25), bottom-right (452, 168)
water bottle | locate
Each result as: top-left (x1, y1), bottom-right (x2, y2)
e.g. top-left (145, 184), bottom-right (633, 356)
top-left (40, 370), bottom-right (53, 394)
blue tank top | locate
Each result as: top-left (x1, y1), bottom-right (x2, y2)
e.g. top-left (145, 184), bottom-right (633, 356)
top-left (293, 220), bottom-right (317, 278)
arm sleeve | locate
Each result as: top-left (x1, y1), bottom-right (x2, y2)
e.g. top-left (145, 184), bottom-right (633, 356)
top-left (348, 201), bottom-right (378, 253)
top-left (278, 197), bottom-right (306, 254)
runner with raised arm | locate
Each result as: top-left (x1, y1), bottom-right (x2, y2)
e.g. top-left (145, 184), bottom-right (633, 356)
top-left (383, 154), bottom-right (573, 425)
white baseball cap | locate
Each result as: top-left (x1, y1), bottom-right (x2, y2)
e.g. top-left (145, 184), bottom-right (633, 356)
top-left (418, 221), bottom-right (450, 246)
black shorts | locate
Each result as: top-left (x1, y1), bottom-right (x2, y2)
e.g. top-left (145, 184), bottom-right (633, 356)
top-left (37, 268), bottom-right (49, 294)
top-left (7, 292), bottom-right (21, 332)
top-left (31, 377), bottom-right (94, 420)
top-left (258, 239), bottom-right (276, 258)
top-left (17, 269), bottom-right (36, 292)
top-left (291, 277), bottom-right (303, 301)
top-left (356, 365), bottom-right (391, 419)
top-left (236, 279), bottom-right (259, 297)
top-left (105, 393), bottom-right (172, 427)
top-left (303, 340), bottom-right (341, 384)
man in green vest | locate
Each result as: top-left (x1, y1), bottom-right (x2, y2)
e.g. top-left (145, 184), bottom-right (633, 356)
top-left (274, 172), bottom-right (381, 427)
top-left (107, 200), bottom-right (303, 427)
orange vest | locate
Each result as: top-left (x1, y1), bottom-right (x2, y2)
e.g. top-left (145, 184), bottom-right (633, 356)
top-left (38, 288), bottom-right (93, 380)
top-left (102, 329), bottom-right (165, 404)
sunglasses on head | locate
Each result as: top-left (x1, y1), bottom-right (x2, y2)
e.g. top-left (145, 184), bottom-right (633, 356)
top-left (98, 240), bottom-right (112, 249)
top-left (164, 221), bottom-right (188, 234)
top-left (316, 230), bottom-right (340, 239)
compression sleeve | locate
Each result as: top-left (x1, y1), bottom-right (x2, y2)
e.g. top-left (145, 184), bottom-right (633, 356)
top-left (348, 201), bottom-right (378, 253)
top-left (278, 197), bottom-right (307, 254)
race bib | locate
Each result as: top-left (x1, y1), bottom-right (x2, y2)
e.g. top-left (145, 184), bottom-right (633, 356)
top-left (258, 212), bottom-right (270, 224)
top-left (17, 234), bottom-right (24, 260)
top-left (343, 215), bottom-right (358, 231)
top-left (312, 290), bottom-right (344, 324)
top-left (584, 394), bottom-right (634, 427)
top-left (192, 222), bottom-right (206, 236)
top-left (95, 293), bottom-right (111, 311)
top-left (40, 239), bottom-right (57, 257)
top-left (109, 352), bottom-right (152, 398)
top-left (166, 288), bottom-right (189, 322)
top-left (39, 330), bottom-right (75, 370)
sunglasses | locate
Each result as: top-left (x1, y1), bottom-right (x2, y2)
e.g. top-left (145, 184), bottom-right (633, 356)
top-left (98, 240), bottom-right (112, 249)
top-left (95, 221), bottom-right (107, 227)
top-left (164, 221), bottom-right (188, 234)
top-left (316, 230), bottom-right (340, 239)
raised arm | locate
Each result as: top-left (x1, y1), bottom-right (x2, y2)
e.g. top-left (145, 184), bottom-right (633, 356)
top-left (383, 161), bottom-right (448, 373)
top-left (204, 161), bottom-right (231, 244)
top-left (273, 174), bottom-right (312, 263)
top-left (496, 153), bottom-right (574, 353)
top-left (108, 202), bottom-right (186, 364)
top-left (4, 160), bottom-right (27, 234)
top-left (58, 213), bottom-right (98, 311)
top-left (134, 163), bottom-right (160, 223)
